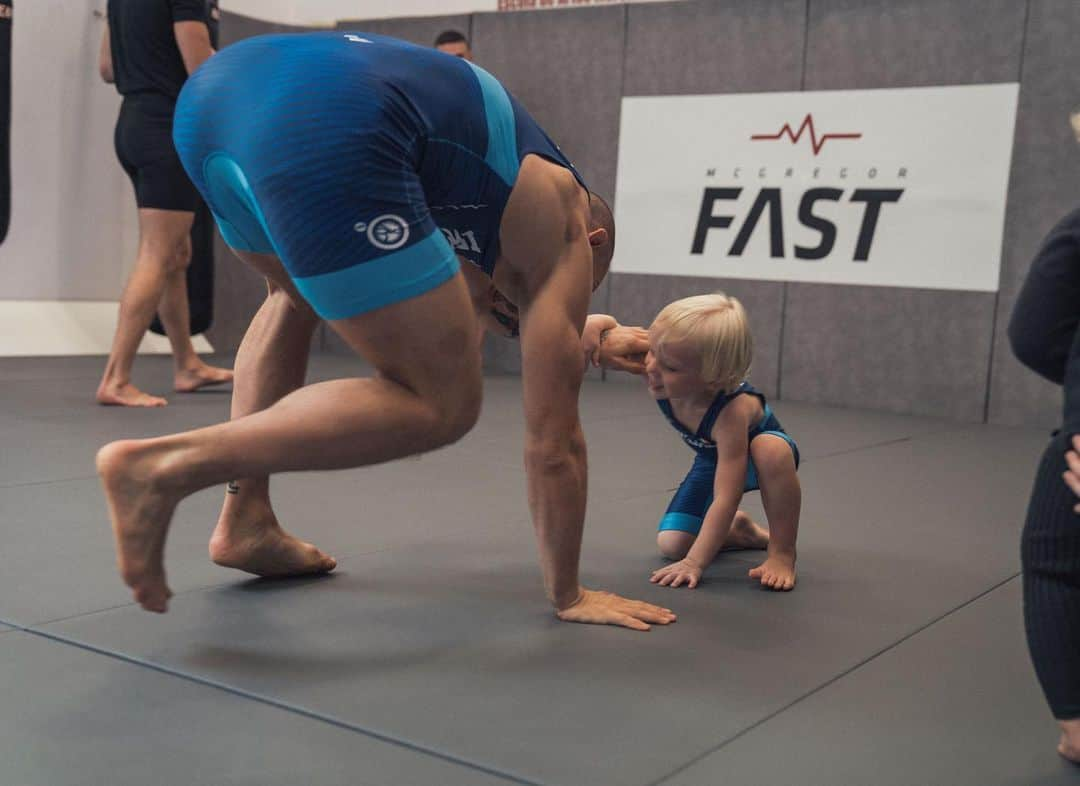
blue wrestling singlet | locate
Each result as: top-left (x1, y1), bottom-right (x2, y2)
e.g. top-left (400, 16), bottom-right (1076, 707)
top-left (658, 382), bottom-right (800, 536)
top-left (172, 32), bottom-right (586, 319)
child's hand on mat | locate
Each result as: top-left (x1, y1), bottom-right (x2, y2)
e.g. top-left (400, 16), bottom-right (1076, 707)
top-left (650, 558), bottom-right (703, 589)
top-left (555, 588), bottom-right (676, 631)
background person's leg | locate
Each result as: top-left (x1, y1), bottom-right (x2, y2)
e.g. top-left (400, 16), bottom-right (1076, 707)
top-left (156, 232), bottom-right (233, 393)
top-left (98, 271), bottom-right (482, 612)
top-left (97, 208), bottom-right (195, 407)
top-left (1021, 431), bottom-right (1080, 762)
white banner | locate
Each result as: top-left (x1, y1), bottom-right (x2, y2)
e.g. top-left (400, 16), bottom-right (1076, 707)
top-left (613, 84), bottom-right (1019, 292)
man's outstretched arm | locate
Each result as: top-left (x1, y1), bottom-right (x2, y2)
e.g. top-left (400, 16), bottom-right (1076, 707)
top-left (517, 245), bottom-right (591, 610)
top-left (517, 261), bottom-right (676, 629)
top-left (506, 159), bottom-right (675, 630)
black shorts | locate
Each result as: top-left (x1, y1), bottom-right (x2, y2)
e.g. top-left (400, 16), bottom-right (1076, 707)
top-left (114, 92), bottom-right (199, 212)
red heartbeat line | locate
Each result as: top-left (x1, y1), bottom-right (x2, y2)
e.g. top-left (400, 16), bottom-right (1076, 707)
top-left (751, 113), bottom-right (862, 156)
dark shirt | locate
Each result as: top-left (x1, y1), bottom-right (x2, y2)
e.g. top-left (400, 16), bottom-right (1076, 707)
top-left (1008, 207), bottom-right (1080, 436)
top-left (107, 0), bottom-right (208, 100)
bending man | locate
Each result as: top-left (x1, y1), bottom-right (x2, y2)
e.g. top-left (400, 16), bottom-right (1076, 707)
top-left (97, 32), bottom-right (673, 631)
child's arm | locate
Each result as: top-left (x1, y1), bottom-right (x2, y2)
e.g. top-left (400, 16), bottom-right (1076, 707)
top-left (651, 404), bottom-right (751, 589)
top-left (582, 314), bottom-right (650, 375)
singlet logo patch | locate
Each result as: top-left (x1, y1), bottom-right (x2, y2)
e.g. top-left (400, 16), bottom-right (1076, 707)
top-left (354, 215), bottom-right (409, 251)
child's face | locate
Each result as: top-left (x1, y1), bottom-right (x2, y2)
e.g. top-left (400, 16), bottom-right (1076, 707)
top-left (645, 334), bottom-right (711, 401)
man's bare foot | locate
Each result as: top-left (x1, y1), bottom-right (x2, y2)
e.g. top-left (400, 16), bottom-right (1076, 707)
top-left (749, 552), bottom-right (796, 591)
top-left (174, 363), bottom-right (234, 393)
top-left (1059, 719), bottom-right (1080, 764)
top-left (721, 511), bottom-right (770, 551)
top-left (96, 440), bottom-right (181, 612)
top-left (96, 381), bottom-right (167, 408)
top-left (209, 504), bottom-right (336, 578)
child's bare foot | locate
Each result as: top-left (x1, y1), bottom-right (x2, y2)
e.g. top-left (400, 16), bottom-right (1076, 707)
top-left (209, 501), bottom-right (336, 578)
top-left (749, 552), bottom-right (796, 591)
top-left (96, 440), bottom-right (182, 612)
top-left (1059, 719), bottom-right (1080, 764)
top-left (174, 363), bottom-right (233, 393)
top-left (721, 511), bottom-right (770, 551)
top-left (97, 381), bottom-right (167, 408)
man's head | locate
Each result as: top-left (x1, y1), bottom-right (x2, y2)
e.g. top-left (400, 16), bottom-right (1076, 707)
top-left (435, 30), bottom-right (472, 61)
top-left (587, 192), bottom-right (615, 291)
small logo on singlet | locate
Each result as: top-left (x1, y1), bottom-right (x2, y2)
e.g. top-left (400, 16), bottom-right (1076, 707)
top-left (343, 34), bottom-right (372, 44)
top-left (354, 215), bottom-right (409, 250)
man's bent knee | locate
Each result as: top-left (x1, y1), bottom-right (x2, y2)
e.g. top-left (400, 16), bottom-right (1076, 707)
top-left (431, 374), bottom-right (482, 445)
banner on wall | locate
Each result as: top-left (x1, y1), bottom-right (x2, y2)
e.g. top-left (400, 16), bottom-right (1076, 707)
top-left (613, 84), bottom-right (1019, 292)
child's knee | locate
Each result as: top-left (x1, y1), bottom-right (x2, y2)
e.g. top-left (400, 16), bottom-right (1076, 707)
top-left (751, 437), bottom-right (797, 478)
top-left (657, 530), bottom-right (695, 560)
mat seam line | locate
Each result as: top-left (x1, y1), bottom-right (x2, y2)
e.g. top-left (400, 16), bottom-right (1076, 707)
top-left (11, 537), bottom-right (511, 628)
top-left (0, 621), bottom-right (543, 786)
top-left (648, 572), bottom-right (1022, 785)
top-left (0, 474), bottom-right (98, 490)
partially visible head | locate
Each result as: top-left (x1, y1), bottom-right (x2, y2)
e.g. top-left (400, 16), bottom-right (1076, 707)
top-left (435, 30), bottom-right (472, 60)
top-left (587, 192), bottom-right (615, 291)
top-left (646, 293), bottom-right (753, 399)
top-left (1070, 107), bottom-right (1080, 144)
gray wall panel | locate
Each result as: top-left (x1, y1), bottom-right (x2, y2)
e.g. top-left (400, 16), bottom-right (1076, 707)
top-left (218, 10), bottom-right (309, 42)
top-left (608, 274), bottom-right (782, 399)
top-left (805, 0), bottom-right (1026, 90)
top-left (624, 0), bottom-right (806, 96)
top-left (781, 285), bottom-right (995, 420)
top-left (471, 6), bottom-right (625, 372)
top-left (471, 6), bottom-right (625, 202)
top-left (782, 0), bottom-right (1026, 416)
top-left (335, 14), bottom-right (471, 49)
top-left (987, 0), bottom-right (1080, 427)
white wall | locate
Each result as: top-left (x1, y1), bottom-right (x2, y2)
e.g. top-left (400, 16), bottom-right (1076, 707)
top-left (0, 0), bottom-right (138, 300)
top-left (220, 0), bottom-right (494, 26)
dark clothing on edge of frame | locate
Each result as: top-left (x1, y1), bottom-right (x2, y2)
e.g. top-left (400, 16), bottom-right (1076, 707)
top-left (1009, 207), bottom-right (1080, 721)
top-left (1009, 207), bottom-right (1080, 437)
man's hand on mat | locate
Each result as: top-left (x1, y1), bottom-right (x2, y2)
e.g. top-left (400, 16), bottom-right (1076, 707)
top-left (650, 558), bottom-right (703, 589)
top-left (1063, 435), bottom-right (1080, 512)
top-left (592, 325), bottom-right (649, 375)
top-left (555, 588), bottom-right (676, 631)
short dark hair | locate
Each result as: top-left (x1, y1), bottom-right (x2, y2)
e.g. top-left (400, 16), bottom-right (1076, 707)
top-left (434, 30), bottom-right (468, 47)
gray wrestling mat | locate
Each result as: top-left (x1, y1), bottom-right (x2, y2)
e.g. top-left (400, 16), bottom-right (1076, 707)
top-left (1, 354), bottom-right (1076, 785)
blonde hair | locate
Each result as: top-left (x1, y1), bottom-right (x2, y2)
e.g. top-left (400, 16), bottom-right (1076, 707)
top-left (651, 293), bottom-right (753, 392)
